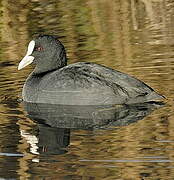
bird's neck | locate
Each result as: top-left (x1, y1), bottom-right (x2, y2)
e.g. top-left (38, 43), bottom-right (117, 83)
top-left (33, 57), bottom-right (67, 75)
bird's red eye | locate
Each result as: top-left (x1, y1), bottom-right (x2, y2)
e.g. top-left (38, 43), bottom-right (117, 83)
top-left (35, 46), bottom-right (43, 51)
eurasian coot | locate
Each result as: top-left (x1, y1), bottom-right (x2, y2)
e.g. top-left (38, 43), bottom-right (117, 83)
top-left (18, 35), bottom-right (164, 105)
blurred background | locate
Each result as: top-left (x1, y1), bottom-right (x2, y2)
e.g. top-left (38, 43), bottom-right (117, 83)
top-left (1, 0), bottom-right (174, 100)
top-left (0, 0), bottom-right (174, 179)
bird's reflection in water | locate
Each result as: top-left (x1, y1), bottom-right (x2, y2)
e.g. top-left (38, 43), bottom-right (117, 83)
top-left (23, 102), bottom-right (164, 155)
top-left (37, 125), bottom-right (70, 155)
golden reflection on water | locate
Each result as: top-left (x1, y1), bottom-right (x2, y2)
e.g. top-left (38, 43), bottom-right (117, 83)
top-left (0, 0), bottom-right (174, 179)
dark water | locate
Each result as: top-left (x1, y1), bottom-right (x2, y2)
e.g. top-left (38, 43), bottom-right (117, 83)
top-left (0, 0), bottom-right (174, 179)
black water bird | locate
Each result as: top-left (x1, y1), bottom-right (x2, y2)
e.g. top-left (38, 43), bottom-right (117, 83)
top-left (18, 35), bottom-right (164, 105)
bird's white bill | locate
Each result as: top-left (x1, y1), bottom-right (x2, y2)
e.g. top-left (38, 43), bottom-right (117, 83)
top-left (18, 40), bottom-right (35, 70)
top-left (18, 56), bottom-right (34, 70)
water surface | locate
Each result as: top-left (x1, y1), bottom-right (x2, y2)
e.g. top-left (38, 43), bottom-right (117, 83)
top-left (0, 0), bottom-right (174, 179)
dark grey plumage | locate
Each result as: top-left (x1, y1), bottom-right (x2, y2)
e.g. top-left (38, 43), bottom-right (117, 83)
top-left (20, 35), bottom-right (164, 105)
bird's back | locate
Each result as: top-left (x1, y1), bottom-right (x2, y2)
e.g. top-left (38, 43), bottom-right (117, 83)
top-left (23, 62), bottom-right (163, 105)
